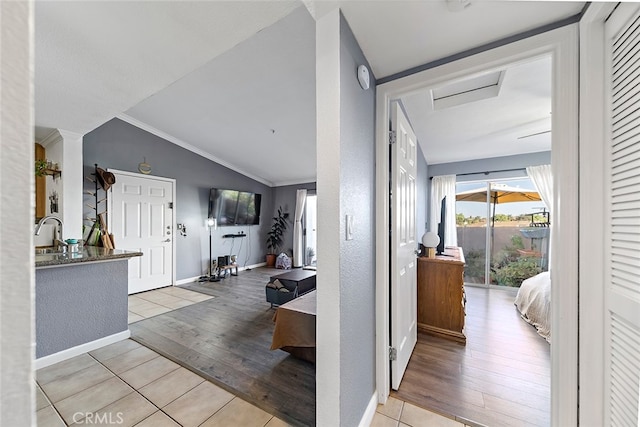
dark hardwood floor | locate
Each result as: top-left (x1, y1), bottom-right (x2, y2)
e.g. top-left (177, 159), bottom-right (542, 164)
top-left (392, 285), bottom-right (551, 427)
top-left (131, 270), bottom-right (548, 427)
top-left (129, 267), bottom-right (316, 427)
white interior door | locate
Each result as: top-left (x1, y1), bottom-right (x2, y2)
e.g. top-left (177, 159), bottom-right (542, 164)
top-left (390, 102), bottom-right (418, 390)
top-left (109, 171), bottom-right (174, 294)
top-left (604, 4), bottom-right (640, 425)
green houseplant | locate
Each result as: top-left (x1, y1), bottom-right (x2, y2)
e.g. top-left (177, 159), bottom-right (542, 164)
top-left (266, 206), bottom-right (288, 267)
top-left (35, 159), bottom-right (48, 177)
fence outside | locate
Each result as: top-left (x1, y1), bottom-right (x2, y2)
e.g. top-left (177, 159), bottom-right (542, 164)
top-left (457, 225), bottom-right (549, 286)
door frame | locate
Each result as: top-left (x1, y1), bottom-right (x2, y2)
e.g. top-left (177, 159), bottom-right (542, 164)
top-left (375, 24), bottom-right (579, 425)
top-left (107, 168), bottom-right (177, 288)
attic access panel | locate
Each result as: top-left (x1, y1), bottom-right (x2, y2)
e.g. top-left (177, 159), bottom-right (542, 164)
top-left (431, 70), bottom-right (505, 110)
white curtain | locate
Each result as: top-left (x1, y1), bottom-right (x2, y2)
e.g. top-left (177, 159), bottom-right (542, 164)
top-left (527, 164), bottom-right (553, 268)
top-left (526, 164), bottom-right (553, 216)
top-left (293, 189), bottom-right (307, 267)
top-left (430, 175), bottom-right (457, 247)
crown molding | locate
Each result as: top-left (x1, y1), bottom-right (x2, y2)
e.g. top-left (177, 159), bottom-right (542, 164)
top-left (116, 113), bottom-right (274, 187)
top-left (39, 129), bottom-right (84, 148)
top-left (272, 177), bottom-right (317, 187)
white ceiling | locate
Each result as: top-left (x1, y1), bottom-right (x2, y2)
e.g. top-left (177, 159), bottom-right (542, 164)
top-left (35, 0), bottom-right (585, 186)
top-left (122, 6), bottom-right (316, 186)
top-left (402, 55), bottom-right (552, 165)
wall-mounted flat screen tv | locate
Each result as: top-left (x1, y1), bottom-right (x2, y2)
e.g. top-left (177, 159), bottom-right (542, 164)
top-left (208, 188), bottom-right (262, 226)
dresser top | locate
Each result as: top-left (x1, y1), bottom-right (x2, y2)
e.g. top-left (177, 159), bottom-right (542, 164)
top-left (419, 246), bottom-right (465, 265)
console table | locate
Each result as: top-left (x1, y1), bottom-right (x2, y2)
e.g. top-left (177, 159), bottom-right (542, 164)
top-left (417, 247), bottom-right (466, 343)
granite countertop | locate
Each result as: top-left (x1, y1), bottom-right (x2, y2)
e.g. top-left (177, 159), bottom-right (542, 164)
top-left (35, 246), bottom-right (143, 268)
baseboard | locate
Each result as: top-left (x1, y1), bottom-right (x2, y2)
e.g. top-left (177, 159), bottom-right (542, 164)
top-left (35, 330), bottom-right (130, 370)
top-left (358, 391), bottom-right (378, 427)
top-left (239, 262), bottom-right (266, 271)
top-left (176, 276), bottom-right (201, 286)
top-left (175, 263), bottom-right (268, 286)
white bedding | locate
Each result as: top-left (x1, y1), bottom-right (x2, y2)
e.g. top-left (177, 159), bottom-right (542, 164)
top-left (514, 271), bottom-right (551, 343)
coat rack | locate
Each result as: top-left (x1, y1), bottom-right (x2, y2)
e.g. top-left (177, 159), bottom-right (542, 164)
top-left (83, 164), bottom-right (114, 248)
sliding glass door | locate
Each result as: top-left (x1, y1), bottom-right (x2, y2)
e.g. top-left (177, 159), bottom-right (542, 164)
top-left (303, 194), bottom-right (317, 267)
top-left (456, 182), bottom-right (489, 285)
top-left (456, 178), bottom-right (549, 287)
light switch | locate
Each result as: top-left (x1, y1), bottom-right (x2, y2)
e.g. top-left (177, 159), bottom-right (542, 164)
top-left (346, 215), bottom-right (354, 240)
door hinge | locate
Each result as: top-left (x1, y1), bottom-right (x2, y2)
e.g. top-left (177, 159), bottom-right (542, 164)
top-left (168, 202), bottom-right (173, 209)
top-left (389, 347), bottom-right (397, 361)
top-left (389, 130), bottom-right (396, 145)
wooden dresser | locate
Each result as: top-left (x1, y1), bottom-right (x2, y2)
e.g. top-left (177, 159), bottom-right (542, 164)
top-left (417, 247), bottom-right (466, 344)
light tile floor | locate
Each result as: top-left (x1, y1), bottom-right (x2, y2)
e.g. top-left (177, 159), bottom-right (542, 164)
top-left (375, 397), bottom-right (471, 427)
top-left (127, 286), bottom-right (214, 324)
top-left (37, 285), bottom-right (473, 426)
top-left (36, 339), bottom-right (291, 427)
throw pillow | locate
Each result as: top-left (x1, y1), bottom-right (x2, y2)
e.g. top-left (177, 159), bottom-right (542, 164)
top-left (266, 281), bottom-right (278, 289)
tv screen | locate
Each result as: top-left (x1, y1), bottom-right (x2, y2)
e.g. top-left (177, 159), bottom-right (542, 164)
top-left (437, 196), bottom-right (446, 255)
top-left (208, 188), bottom-right (261, 226)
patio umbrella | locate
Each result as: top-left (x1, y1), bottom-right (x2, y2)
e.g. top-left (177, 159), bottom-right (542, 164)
top-left (456, 184), bottom-right (541, 226)
top-left (456, 184), bottom-right (542, 205)
top-left (456, 184), bottom-right (543, 262)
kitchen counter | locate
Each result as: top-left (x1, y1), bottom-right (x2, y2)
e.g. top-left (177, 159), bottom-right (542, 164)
top-left (36, 246), bottom-right (142, 268)
top-left (35, 246), bottom-right (142, 366)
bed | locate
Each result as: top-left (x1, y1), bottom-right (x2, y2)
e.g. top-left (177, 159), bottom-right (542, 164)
top-left (514, 271), bottom-right (551, 343)
top-left (270, 289), bottom-right (316, 363)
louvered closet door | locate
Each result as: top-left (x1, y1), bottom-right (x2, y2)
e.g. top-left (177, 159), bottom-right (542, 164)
top-left (605, 4), bottom-right (640, 425)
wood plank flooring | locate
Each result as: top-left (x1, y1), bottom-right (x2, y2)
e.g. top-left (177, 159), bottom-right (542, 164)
top-left (392, 285), bottom-right (551, 427)
top-left (131, 270), bottom-right (549, 427)
top-left (129, 267), bottom-right (316, 427)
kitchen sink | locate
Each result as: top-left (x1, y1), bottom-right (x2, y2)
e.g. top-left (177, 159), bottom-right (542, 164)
top-left (35, 247), bottom-right (63, 255)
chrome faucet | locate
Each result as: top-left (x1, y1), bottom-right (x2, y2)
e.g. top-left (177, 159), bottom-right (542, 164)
top-left (35, 215), bottom-right (67, 252)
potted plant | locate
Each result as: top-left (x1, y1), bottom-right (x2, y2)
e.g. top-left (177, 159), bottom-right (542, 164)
top-left (266, 206), bottom-right (288, 267)
top-left (35, 159), bottom-right (48, 177)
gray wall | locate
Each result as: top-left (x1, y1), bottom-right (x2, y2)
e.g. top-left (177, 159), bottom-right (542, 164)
top-left (426, 151), bottom-right (550, 226)
top-left (338, 13), bottom-right (376, 426)
top-left (83, 118), bottom-right (275, 279)
top-left (36, 260), bottom-right (128, 358)
top-left (272, 182), bottom-right (316, 256)
top-left (428, 151), bottom-right (551, 181)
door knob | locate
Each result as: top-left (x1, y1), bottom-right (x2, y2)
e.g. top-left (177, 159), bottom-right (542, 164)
top-left (162, 238), bottom-right (171, 243)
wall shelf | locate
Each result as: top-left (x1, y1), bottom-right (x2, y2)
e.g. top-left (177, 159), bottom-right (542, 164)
top-left (41, 168), bottom-right (61, 179)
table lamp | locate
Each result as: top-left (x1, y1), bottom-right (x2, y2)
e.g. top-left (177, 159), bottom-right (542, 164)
top-left (422, 232), bottom-right (440, 258)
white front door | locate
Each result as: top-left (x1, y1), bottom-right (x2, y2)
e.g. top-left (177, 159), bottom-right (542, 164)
top-left (604, 4), bottom-right (640, 424)
top-left (109, 171), bottom-right (175, 294)
top-left (390, 102), bottom-right (418, 390)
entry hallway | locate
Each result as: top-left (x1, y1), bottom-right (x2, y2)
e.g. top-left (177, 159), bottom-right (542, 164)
top-left (35, 285), bottom-right (473, 426)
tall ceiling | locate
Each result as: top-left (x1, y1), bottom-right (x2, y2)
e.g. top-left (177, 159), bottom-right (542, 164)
top-left (35, 1), bottom-right (585, 186)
